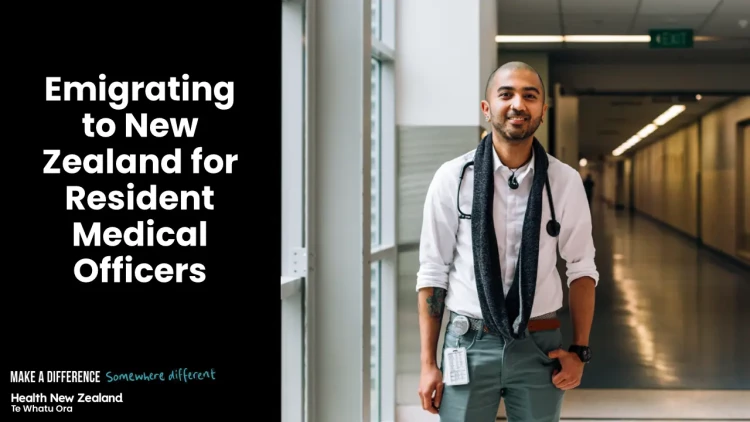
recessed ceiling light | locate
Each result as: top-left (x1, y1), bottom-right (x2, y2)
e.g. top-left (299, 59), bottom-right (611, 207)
top-left (495, 35), bottom-right (564, 42)
top-left (611, 105), bottom-right (686, 156)
top-left (495, 34), bottom-right (720, 43)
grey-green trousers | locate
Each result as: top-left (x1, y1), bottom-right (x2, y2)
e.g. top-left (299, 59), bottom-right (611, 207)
top-left (438, 315), bottom-right (565, 422)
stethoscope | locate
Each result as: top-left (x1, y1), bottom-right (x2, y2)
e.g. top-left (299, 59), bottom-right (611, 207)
top-left (456, 160), bottom-right (561, 237)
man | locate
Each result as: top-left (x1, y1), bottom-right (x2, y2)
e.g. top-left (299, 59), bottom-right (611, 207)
top-left (415, 61), bottom-right (598, 422)
top-left (583, 174), bottom-right (595, 204)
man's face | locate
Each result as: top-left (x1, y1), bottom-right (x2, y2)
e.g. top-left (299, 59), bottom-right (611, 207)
top-left (482, 68), bottom-right (547, 142)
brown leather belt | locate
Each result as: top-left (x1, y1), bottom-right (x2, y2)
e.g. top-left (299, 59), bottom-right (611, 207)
top-left (481, 317), bottom-right (560, 333)
top-left (449, 311), bottom-right (560, 334)
top-left (526, 317), bottom-right (561, 332)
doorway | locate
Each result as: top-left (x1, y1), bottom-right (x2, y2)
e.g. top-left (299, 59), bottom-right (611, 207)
top-left (738, 120), bottom-right (750, 262)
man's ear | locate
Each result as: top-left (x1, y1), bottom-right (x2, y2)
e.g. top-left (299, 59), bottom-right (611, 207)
top-left (480, 100), bottom-right (492, 121)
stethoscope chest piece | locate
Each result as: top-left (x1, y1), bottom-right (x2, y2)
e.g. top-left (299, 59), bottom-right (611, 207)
top-left (546, 219), bottom-right (561, 237)
top-left (450, 316), bottom-right (470, 336)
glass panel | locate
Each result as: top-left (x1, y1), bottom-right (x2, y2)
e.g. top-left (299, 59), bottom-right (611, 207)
top-left (370, 260), bottom-right (381, 422)
top-left (371, 58), bottom-right (382, 247)
top-left (281, 1), bottom-right (306, 421)
top-left (741, 124), bottom-right (750, 254)
top-left (371, 0), bottom-right (381, 40)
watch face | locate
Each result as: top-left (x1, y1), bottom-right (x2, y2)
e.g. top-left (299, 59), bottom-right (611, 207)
top-left (570, 346), bottom-right (592, 362)
top-left (580, 348), bottom-right (591, 362)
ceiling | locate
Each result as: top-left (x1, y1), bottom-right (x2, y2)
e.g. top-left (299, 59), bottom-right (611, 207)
top-left (493, 0), bottom-right (748, 159)
top-left (577, 94), bottom-right (733, 159)
top-left (496, 0), bottom-right (750, 55)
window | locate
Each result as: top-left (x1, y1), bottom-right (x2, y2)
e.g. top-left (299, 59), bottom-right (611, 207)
top-left (370, 54), bottom-right (383, 422)
top-left (369, 1), bottom-right (396, 421)
top-left (371, 58), bottom-right (382, 248)
top-left (371, 0), bottom-right (381, 40)
top-left (370, 260), bottom-right (381, 422)
top-left (282, 1), bottom-right (397, 420)
top-left (281, 1), bottom-right (306, 422)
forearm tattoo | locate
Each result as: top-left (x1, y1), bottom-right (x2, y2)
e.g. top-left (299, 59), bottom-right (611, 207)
top-left (425, 288), bottom-right (446, 318)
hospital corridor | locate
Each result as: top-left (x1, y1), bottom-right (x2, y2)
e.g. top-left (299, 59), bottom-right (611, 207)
top-left (280, 0), bottom-right (750, 421)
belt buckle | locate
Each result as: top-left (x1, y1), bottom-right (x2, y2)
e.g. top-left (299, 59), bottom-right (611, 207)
top-left (450, 315), bottom-right (470, 336)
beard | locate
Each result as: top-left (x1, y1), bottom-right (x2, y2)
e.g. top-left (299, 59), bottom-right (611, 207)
top-left (493, 113), bottom-right (542, 142)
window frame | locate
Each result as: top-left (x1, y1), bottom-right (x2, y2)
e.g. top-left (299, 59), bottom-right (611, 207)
top-left (282, 0), bottom-right (398, 420)
top-left (281, 1), bottom-right (307, 422)
top-left (369, 1), bottom-right (397, 421)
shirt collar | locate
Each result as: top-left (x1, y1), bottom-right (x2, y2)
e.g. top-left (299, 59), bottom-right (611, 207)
top-left (492, 145), bottom-right (535, 180)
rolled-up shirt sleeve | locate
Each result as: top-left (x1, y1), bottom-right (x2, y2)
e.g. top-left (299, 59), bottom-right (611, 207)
top-left (558, 172), bottom-right (600, 287)
top-left (415, 163), bottom-right (459, 292)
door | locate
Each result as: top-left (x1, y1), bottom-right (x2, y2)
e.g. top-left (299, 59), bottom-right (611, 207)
top-left (739, 122), bottom-right (750, 261)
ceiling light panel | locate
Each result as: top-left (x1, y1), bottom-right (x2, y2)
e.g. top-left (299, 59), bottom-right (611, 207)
top-left (611, 105), bottom-right (686, 156)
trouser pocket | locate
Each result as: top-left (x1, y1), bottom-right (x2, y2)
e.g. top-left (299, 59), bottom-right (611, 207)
top-left (527, 328), bottom-right (562, 363)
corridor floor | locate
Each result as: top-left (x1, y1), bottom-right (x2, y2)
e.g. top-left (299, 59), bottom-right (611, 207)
top-left (559, 200), bottom-right (750, 390)
top-left (396, 199), bottom-right (750, 421)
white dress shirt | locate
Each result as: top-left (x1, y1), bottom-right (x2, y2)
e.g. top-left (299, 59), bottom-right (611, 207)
top-left (415, 145), bottom-right (599, 319)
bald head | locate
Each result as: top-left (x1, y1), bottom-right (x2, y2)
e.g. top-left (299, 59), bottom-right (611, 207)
top-left (485, 61), bottom-right (545, 102)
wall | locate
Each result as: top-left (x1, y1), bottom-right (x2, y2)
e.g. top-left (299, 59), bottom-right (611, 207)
top-left (552, 63), bottom-right (750, 94)
top-left (700, 97), bottom-right (750, 258)
top-left (396, 1), bottom-right (481, 127)
top-left (395, 126), bottom-right (480, 406)
top-left (668, 125), bottom-right (700, 236)
top-left (394, 0), bottom-right (497, 409)
top-left (603, 159), bottom-right (617, 205)
top-left (622, 158), bottom-right (632, 209)
top-left (554, 83), bottom-right (579, 168)
top-left (635, 141), bottom-right (665, 224)
top-left (478, 0), bottom-right (498, 127)
top-left (602, 157), bottom-right (632, 208)
top-left (397, 128), bottom-right (481, 244)
top-left (743, 124), bottom-right (750, 259)
top-left (634, 125), bottom-right (699, 235)
top-left (632, 97), bottom-right (750, 262)
top-left (579, 161), bottom-right (603, 201)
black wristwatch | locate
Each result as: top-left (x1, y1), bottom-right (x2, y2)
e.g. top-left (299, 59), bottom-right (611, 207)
top-left (568, 345), bottom-right (592, 363)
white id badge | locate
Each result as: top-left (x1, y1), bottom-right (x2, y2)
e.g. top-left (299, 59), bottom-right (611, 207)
top-left (442, 347), bottom-right (469, 386)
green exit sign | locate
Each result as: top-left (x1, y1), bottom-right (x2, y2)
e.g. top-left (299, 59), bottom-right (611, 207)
top-left (649, 29), bottom-right (693, 48)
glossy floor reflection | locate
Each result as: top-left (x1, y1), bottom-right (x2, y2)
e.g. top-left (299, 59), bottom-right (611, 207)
top-left (398, 388), bottom-right (750, 421)
top-left (559, 200), bottom-right (750, 390)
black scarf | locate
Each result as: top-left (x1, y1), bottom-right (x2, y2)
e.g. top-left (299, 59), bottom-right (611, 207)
top-left (471, 133), bottom-right (549, 341)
